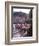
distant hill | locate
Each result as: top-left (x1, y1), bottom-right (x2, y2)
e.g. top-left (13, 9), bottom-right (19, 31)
top-left (13, 12), bottom-right (28, 17)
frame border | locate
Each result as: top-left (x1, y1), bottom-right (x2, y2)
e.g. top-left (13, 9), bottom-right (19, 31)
top-left (5, 1), bottom-right (38, 45)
